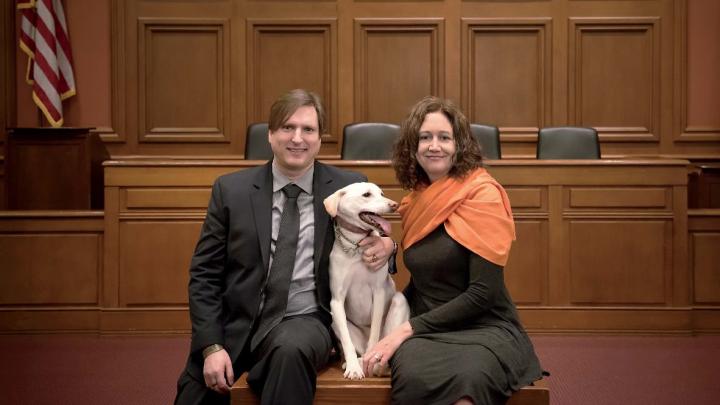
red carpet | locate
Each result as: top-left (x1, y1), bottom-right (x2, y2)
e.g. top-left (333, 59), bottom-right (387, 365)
top-left (1, 334), bottom-right (719, 404)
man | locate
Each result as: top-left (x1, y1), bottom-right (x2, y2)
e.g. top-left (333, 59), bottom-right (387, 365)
top-left (175, 89), bottom-right (395, 405)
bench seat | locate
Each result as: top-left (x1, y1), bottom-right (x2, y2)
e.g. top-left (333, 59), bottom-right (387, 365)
top-left (231, 362), bottom-right (548, 405)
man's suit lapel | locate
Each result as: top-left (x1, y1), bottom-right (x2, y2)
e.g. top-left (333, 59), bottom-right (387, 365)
top-left (251, 161), bottom-right (274, 271)
top-left (313, 161), bottom-right (334, 273)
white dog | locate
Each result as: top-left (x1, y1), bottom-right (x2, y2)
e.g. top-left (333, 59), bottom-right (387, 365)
top-left (324, 182), bottom-right (410, 380)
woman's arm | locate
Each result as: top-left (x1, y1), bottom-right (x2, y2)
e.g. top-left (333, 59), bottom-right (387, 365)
top-left (409, 253), bottom-right (503, 334)
top-left (362, 254), bottom-right (503, 375)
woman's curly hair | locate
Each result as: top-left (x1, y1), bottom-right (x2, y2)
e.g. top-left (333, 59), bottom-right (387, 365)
top-left (392, 96), bottom-right (484, 190)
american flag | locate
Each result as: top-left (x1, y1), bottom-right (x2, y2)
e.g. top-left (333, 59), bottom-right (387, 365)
top-left (17, 0), bottom-right (76, 128)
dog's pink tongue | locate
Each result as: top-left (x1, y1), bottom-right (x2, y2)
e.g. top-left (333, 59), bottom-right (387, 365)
top-left (368, 214), bottom-right (392, 236)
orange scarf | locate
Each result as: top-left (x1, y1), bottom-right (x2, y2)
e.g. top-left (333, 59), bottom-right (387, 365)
top-left (398, 168), bottom-right (516, 266)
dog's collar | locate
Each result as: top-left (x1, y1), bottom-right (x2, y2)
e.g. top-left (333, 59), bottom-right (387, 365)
top-left (333, 221), bottom-right (368, 256)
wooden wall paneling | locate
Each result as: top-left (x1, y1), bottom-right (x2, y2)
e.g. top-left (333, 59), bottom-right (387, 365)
top-left (564, 183), bottom-right (678, 306)
top-left (674, 0), bottom-right (720, 144)
top-left (547, 184), bottom-right (568, 305)
top-left (0, 212), bottom-right (103, 332)
top-left (138, 18), bottom-right (231, 143)
top-left (520, 307), bottom-right (692, 335)
top-left (688, 209), bottom-right (720, 333)
top-left (568, 187), bottom-right (669, 209)
top-left (505, 219), bottom-right (548, 305)
top-left (121, 0), bottom-right (140, 154)
top-left (461, 18), bottom-right (552, 142)
top-left (246, 19), bottom-right (338, 145)
top-left (118, 217), bottom-right (201, 306)
top-left (568, 219), bottom-right (669, 305)
top-left (504, 186), bottom-right (549, 305)
top-left (96, 0), bottom-right (126, 144)
top-left (690, 232), bottom-right (720, 304)
top-left (0, 233), bottom-right (100, 304)
top-left (100, 307), bottom-right (191, 334)
top-left (0, 214), bottom-right (103, 305)
top-left (126, 188), bottom-right (211, 209)
top-left (569, 17), bottom-right (661, 143)
top-left (354, 18), bottom-right (445, 124)
top-left (671, 183), bottom-right (690, 306)
top-left (7, 0), bottom-right (716, 159)
top-left (688, 210), bottom-right (720, 304)
top-left (103, 161), bottom-right (246, 327)
top-left (103, 186), bottom-right (120, 308)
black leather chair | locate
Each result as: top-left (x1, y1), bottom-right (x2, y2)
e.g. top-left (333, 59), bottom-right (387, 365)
top-left (536, 126), bottom-right (600, 159)
top-left (341, 122), bottom-right (400, 160)
top-left (245, 122), bottom-right (273, 160)
top-left (470, 124), bottom-right (501, 159)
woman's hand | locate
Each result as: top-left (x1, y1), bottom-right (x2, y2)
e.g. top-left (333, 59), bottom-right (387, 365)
top-left (359, 236), bottom-right (395, 272)
top-left (362, 321), bottom-right (413, 376)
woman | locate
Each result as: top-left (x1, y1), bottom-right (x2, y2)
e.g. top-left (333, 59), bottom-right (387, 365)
top-left (362, 96), bottom-right (544, 404)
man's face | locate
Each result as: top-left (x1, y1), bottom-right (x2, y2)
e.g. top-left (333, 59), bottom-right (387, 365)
top-left (268, 106), bottom-right (322, 179)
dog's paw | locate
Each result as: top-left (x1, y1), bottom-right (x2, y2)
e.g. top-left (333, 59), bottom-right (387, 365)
top-left (343, 362), bottom-right (365, 380)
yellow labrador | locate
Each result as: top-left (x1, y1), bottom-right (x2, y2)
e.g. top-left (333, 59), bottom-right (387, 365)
top-left (324, 182), bottom-right (410, 380)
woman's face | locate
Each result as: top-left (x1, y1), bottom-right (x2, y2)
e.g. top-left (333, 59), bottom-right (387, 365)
top-left (415, 111), bottom-right (456, 183)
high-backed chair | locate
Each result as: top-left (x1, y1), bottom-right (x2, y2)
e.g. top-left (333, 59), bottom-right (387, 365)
top-left (536, 126), bottom-right (600, 159)
top-left (341, 123), bottom-right (400, 160)
top-left (245, 123), bottom-right (273, 160)
top-left (470, 124), bottom-right (502, 159)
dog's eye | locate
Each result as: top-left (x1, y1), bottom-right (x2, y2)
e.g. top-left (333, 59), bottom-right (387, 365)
top-left (362, 192), bottom-right (371, 197)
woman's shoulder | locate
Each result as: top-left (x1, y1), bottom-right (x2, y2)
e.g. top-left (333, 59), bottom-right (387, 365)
top-left (466, 172), bottom-right (505, 202)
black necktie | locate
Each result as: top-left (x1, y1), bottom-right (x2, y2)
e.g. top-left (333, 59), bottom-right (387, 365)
top-left (251, 183), bottom-right (302, 350)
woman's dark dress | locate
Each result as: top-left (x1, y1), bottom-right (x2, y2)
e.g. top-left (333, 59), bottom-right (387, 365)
top-left (390, 225), bottom-right (543, 405)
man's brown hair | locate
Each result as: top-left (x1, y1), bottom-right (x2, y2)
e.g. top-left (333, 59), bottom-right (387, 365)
top-left (268, 89), bottom-right (327, 135)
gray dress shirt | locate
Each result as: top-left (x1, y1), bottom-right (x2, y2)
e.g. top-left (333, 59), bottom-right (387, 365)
top-left (269, 161), bottom-right (319, 317)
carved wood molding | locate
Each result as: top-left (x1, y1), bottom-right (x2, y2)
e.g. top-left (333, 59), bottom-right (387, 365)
top-left (461, 18), bottom-right (552, 142)
top-left (138, 18), bottom-right (231, 143)
top-left (353, 18), bottom-right (445, 122)
top-left (674, 0), bottom-right (720, 142)
top-left (569, 17), bottom-right (661, 142)
top-left (246, 19), bottom-right (338, 141)
top-left (96, 0), bottom-right (127, 143)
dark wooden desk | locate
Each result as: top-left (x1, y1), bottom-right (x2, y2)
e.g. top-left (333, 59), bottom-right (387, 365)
top-left (95, 158), bottom-right (694, 334)
top-left (6, 158), bottom-right (720, 334)
top-left (5, 127), bottom-right (108, 209)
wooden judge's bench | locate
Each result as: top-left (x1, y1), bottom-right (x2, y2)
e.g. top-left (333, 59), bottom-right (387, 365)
top-left (1, 158), bottom-right (718, 335)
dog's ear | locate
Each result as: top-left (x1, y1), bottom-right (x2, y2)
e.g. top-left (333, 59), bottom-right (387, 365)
top-left (323, 190), bottom-right (345, 217)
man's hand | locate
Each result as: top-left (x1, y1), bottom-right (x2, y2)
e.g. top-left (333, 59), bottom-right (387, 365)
top-left (358, 235), bottom-right (395, 272)
top-left (203, 349), bottom-right (234, 394)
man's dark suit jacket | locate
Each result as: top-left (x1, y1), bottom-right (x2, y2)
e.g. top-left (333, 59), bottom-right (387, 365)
top-left (183, 160), bottom-right (366, 381)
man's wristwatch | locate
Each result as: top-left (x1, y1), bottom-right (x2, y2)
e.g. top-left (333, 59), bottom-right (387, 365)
top-left (202, 344), bottom-right (224, 358)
